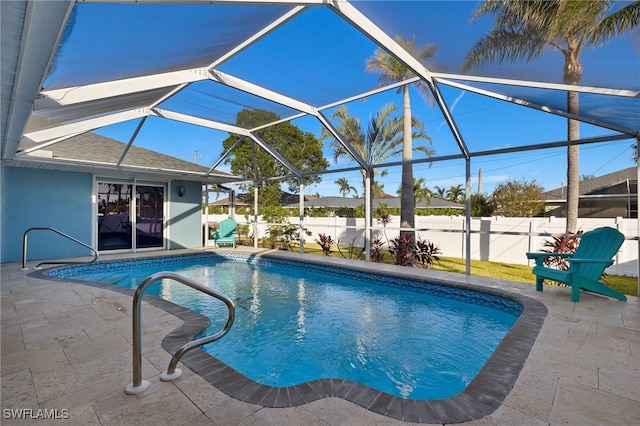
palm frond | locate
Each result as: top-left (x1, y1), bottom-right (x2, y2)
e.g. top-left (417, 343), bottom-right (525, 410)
top-left (462, 28), bottom-right (548, 71)
top-left (366, 35), bottom-right (439, 105)
top-left (590, 1), bottom-right (640, 45)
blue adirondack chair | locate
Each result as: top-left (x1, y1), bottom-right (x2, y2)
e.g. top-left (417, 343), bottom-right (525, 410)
top-left (213, 218), bottom-right (237, 248)
top-left (526, 227), bottom-right (626, 302)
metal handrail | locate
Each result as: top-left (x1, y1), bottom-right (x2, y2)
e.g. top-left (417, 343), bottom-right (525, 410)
top-left (22, 227), bottom-right (98, 269)
top-left (125, 272), bottom-right (235, 395)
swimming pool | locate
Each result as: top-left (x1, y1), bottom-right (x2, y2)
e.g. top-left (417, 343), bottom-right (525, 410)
top-left (41, 251), bottom-right (547, 423)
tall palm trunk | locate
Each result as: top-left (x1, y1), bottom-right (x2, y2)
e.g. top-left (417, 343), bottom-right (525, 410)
top-left (566, 99), bottom-right (580, 234)
top-left (360, 169), bottom-right (375, 223)
top-left (400, 85), bottom-right (415, 241)
top-left (565, 46), bottom-right (582, 234)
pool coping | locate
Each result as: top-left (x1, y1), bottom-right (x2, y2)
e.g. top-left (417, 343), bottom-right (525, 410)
top-left (29, 250), bottom-right (547, 424)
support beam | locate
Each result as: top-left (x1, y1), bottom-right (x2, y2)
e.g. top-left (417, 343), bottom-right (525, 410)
top-left (18, 132), bottom-right (83, 154)
top-left (254, 183), bottom-right (259, 249)
top-left (80, 0), bottom-right (325, 4)
top-left (432, 72), bottom-right (639, 98)
top-left (208, 5), bottom-right (308, 68)
top-left (438, 78), bottom-right (637, 137)
top-left (209, 69), bottom-right (317, 115)
top-left (471, 133), bottom-right (633, 158)
top-left (152, 108), bottom-right (249, 135)
top-left (21, 108), bottom-right (149, 145)
top-left (428, 80), bottom-right (470, 160)
top-left (299, 181), bottom-right (305, 253)
top-left (465, 159), bottom-right (471, 276)
top-left (38, 68), bottom-right (208, 108)
top-left (364, 169), bottom-right (371, 262)
top-left (117, 117), bottom-right (148, 166)
top-left (317, 112), bottom-right (369, 170)
top-left (208, 136), bottom-right (245, 175)
top-left (249, 133), bottom-right (302, 179)
top-left (329, 1), bottom-right (433, 86)
top-left (3, 1), bottom-right (74, 159)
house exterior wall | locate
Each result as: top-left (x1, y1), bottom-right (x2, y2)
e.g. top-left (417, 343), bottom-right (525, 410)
top-left (1, 165), bottom-right (93, 263)
top-left (0, 165), bottom-right (205, 263)
top-left (168, 180), bottom-right (203, 250)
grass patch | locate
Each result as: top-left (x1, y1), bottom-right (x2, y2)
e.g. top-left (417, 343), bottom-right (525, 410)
top-left (293, 243), bottom-right (637, 297)
top-left (604, 275), bottom-right (638, 297)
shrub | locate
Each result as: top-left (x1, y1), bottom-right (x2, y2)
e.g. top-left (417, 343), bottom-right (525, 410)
top-left (370, 236), bottom-right (386, 263)
top-left (315, 233), bottom-right (334, 256)
top-left (388, 234), bottom-right (416, 266)
top-left (541, 231), bottom-right (583, 270)
top-left (265, 223), bottom-right (311, 250)
top-left (416, 239), bottom-right (441, 269)
top-left (377, 210), bottom-right (392, 247)
top-left (337, 237), bottom-right (364, 260)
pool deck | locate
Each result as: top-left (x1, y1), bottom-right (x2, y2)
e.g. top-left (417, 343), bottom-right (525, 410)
top-left (2, 247), bottom-right (639, 425)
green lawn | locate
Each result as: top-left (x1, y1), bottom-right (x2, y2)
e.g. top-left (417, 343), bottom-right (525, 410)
top-left (293, 243), bottom-right (638, 297)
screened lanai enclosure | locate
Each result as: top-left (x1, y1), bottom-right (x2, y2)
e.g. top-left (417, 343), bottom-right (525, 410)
top-left (2, 1), bottom-right (638, 279)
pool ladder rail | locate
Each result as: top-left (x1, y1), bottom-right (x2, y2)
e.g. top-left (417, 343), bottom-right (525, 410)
top-left (22, 227), bottom-right (98, 269)
top-left (126, 272), bottom-right (235, 395)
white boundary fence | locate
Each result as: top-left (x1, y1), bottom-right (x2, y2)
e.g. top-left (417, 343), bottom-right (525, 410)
top-left (205, 214), bottom-right (638, 277)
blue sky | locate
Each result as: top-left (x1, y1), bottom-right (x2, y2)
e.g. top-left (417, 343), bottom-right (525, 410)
top-left (84, 1), bottom-right (638, 197)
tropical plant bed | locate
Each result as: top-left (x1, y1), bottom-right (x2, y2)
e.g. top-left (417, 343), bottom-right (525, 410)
top-left (297, 243), bottom-right (637, 297)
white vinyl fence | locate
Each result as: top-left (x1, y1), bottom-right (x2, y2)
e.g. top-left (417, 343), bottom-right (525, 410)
top-left (204, 214), bottom-right (638, 277)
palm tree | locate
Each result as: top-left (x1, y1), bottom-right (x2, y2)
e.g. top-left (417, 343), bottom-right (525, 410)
top-left (366, 35), bottom-right (439, 240)
top-left (335, 177), bottom-right (358, 198)
top-left (398, 177), bottom-right (432, 206)
top-left (320, 104), bottom-right (432, 202)
top-left (433, 186), bottom-right (447, 199)
top-left (446, 184), bottom-right (465, 203)
top-left (463, 1), bottom-right (639, 233)
top-left (413, 177), bottom-right (432, 207)
top-left (371, 181), bottom-right (386, 199)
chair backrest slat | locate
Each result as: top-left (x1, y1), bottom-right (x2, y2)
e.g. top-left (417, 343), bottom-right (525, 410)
top-left (218, 218), bottom-right (237, 238)
top-left (573, 227), bottom-right (624, 279)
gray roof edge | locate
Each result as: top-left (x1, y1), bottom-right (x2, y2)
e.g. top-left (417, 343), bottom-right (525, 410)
top-left (543, 167), bottom-right (637, 198)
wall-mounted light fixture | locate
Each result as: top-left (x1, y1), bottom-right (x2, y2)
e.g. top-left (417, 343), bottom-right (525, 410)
top-left (178, 185), bottom-right (186, 197)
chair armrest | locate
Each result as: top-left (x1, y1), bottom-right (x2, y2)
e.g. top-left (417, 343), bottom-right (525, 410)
top-left (526, 252), bottom-right (573, 259)
top-left (567, 258), bottom-right (614, 264)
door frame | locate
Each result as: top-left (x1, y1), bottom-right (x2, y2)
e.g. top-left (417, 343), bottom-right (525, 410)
top-left (93, 176), bottom-right (167, 253)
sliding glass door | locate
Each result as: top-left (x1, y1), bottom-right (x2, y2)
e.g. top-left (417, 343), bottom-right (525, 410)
top-left (135, 185), bottom-right (164, 249)
top-left (97, 181), bottom-right (164, 251)
top-left (97, 183), bottom-right (133, 251)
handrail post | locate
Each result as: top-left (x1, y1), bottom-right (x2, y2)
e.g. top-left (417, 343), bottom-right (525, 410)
top-left (125, 277), bottom-right (152, 394)
top-left (22, 232), bottom-right (29, 269)
top-left (22, 227), bottom-right (98, 269)
top-left (125, 272), bottom-right (235, 395)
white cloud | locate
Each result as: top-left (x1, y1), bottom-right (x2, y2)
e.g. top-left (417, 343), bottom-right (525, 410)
top-left (435, 91), bottom-right (466, 134)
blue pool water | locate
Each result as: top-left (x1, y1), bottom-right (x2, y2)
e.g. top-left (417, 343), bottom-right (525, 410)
top-left (49, 254), bottom-right (522, 400)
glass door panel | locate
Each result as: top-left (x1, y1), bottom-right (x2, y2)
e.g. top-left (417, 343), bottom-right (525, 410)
top-left (136, 185), bottom-right (164, 248)
top-left (97, 183), bottom-right (133, 250)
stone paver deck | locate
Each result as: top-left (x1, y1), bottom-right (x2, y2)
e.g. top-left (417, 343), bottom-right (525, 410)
top-left (2, 248), bottom-right (639, 425)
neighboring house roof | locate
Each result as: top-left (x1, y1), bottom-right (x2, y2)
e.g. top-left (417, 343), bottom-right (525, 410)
top-left (286, 196), bottom-right (464, 209)
top-left (210, 194), bottom-right (464, 209)
top-left (210, 192), bottom-right (317, 207)
top-left (544, 167), bottom-right (637, 201)
top-left (295, 196), bottom-right (362, 209)
top-left (17, 132), bottom-right (237, 183)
